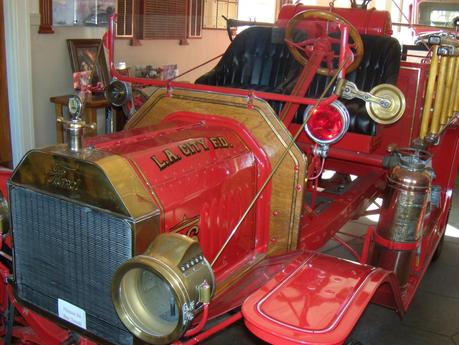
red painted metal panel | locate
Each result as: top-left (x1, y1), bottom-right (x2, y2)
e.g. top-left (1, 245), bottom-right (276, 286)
top-left (0, 168), bottom-right (11, 200)
top-left (206, 251), bottom-right (304, 319)
top-left (87, 111), bottom-right (271, 279)
top-left (242, 252), bottom-right (402, 345)
top-left (5, 8), bottom-right (459, 345)
top-left (376, 61), bottom-right (429, 154)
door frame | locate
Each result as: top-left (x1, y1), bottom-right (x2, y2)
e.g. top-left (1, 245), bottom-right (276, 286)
top-left (0, 0), bottom-right (11, 168)
top-left (3, 0), bottom-right (36, 167)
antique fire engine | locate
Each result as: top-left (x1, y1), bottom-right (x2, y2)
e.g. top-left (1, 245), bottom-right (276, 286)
top-left (1, 3), bottom-right (459, 345)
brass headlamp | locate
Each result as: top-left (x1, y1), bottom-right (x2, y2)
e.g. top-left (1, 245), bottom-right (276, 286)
top-left (112, 233), bottom-right (215, 345)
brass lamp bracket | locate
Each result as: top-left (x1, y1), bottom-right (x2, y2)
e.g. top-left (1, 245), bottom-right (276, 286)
top-left (340, 80), bottom-right (392, 108)
top-left (338, 80), bottom-right (406, 124)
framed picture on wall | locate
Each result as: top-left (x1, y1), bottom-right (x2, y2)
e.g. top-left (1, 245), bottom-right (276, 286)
top-left (67, 38), bottom-right (109, 88)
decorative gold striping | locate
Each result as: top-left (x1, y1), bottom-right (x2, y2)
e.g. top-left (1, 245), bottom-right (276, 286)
top-left (126, 88), bottom-right (307, 255)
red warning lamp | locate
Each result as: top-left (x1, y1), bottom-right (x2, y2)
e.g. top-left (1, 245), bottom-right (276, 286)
top-left (304, 101), bottom-right (350, 146)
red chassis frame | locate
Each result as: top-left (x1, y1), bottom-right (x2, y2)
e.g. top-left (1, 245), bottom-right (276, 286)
top-left (1, 6), bottom-right (459, 345)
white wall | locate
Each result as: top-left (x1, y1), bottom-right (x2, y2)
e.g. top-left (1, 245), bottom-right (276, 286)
top-left (30, 22), bottom-right (107, 147)
top-left (4, 1), bottom-right (36, 166)
top-left (114, 30), bottom-right (230, 83)
top-left (29, 8), bottom-right (229, 147)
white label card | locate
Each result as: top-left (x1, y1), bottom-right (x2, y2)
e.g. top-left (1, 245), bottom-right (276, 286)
top-left (58, 298), bottom-right (87, 330)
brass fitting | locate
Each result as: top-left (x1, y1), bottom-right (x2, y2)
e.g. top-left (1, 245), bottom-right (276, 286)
top-left (56, 96), bottom-right (96, 153)
top-left (199, 280), bottom-right (212, 304)
top-left (56, 116), bottom-right (96, 153)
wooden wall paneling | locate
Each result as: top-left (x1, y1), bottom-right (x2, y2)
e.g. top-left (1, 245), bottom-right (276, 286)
top-left (38, 0), bottom-right (54, 34)
top-left (117, 0), bottom-right (134, 37)
top-left (143, 0), bottom-right (187, 39)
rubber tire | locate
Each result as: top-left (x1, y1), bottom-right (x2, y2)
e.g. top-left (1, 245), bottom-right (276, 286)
top-left (431, 231), bottom-right (445, 262)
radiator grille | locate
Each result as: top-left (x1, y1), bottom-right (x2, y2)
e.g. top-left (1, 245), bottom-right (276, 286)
top-left (10, 185), bottom-right (134, 345)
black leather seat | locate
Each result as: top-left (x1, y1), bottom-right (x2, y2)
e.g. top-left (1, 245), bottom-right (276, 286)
top-left (195, 26), bottom-right (401, 135)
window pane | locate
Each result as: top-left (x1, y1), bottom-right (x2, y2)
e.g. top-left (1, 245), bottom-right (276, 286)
top-left (53, 0), bottom-right (75, 26)
top-left (203, 0), bottom-right (217, 28)
top-left (228, 2), bottom-right (238, 20)
top-left (217, 1), bottom-right (228, 28)
top-left (189, 0), bottom-right (203, 37)
top-left (143, 0), bottom-right (187, 39)
top-left (419, 2), bottom-right (459, 27)
top-left (238, 0), bottom-right (275, 23)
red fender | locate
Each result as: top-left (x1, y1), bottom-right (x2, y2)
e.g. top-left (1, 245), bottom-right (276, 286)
top-left (0, 168), bottom-right (12, 200)
top-left (242, 252), bottom-right (403, 345)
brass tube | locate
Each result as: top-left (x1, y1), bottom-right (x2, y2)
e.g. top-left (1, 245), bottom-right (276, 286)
top-left (447, 57), bottom-right (459, 119)
top-left (430, 54), bottom-right (448, 135)
top-left (440, 56), bottom-right (455, 125)
top-left (420, 46), bottom-right (439, 139)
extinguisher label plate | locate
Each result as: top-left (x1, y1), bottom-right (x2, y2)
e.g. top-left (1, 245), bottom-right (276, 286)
top-left (58, 298), bottom-right (87, 330)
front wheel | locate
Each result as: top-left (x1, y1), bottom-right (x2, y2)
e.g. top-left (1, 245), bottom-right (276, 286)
top-left (431, 231), bottom-right (445, 262)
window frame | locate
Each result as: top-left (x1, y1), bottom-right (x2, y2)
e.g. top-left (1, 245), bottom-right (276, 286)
top-left (203, 0), bottom-right (239, 30)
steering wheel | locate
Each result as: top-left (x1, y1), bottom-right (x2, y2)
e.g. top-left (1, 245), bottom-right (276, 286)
top-left (285, 10), bottom-right (364, 76)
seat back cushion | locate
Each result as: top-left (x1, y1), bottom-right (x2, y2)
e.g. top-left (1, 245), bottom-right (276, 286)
top-left (196, 26), bottom-right (401, 135)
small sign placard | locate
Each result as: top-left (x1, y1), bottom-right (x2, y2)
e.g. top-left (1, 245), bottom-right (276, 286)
top-left (58, 298), bottom-right (87, 330)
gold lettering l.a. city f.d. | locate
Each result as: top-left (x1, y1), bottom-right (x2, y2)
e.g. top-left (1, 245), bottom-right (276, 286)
top-left (151, 137), bottom-right (232, 170)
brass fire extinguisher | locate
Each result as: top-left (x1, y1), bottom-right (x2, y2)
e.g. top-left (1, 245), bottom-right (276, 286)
top-left (372, 148), bottom-right (433, 286)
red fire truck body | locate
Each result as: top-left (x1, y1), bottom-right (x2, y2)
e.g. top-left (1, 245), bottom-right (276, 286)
top-left (0, 3), bottom-right (458, 345)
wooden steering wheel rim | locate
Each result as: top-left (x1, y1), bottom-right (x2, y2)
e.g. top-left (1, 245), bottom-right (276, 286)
top-left (285, 10), bottom-right (364, 76)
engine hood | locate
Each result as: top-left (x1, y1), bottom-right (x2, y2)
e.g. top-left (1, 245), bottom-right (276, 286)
top-left (10, 145), bottom-right (158, 220)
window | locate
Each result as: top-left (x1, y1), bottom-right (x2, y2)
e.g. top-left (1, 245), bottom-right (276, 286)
top-left (189, 0), bottom-right (204, 38)
top-left (418, 2), bottom-right (459, 27)
top-left (238, 0), bottom-right (276, 23)
top-left (203, 0), bottom-right (279, 32)
top-left (117, 0), bottom-right (134, 37)
top-left (143, 0), bottom-right (187, 39)
top-left (203, 0), bottom-right (238, 29)
top-left (116, 0), bottom-right (199, 40)
top-left (53, 0), bottom-right (116, 26)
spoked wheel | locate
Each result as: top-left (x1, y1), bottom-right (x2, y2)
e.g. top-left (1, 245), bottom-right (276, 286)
top-left (284, 10), bottom-right (364, 76)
